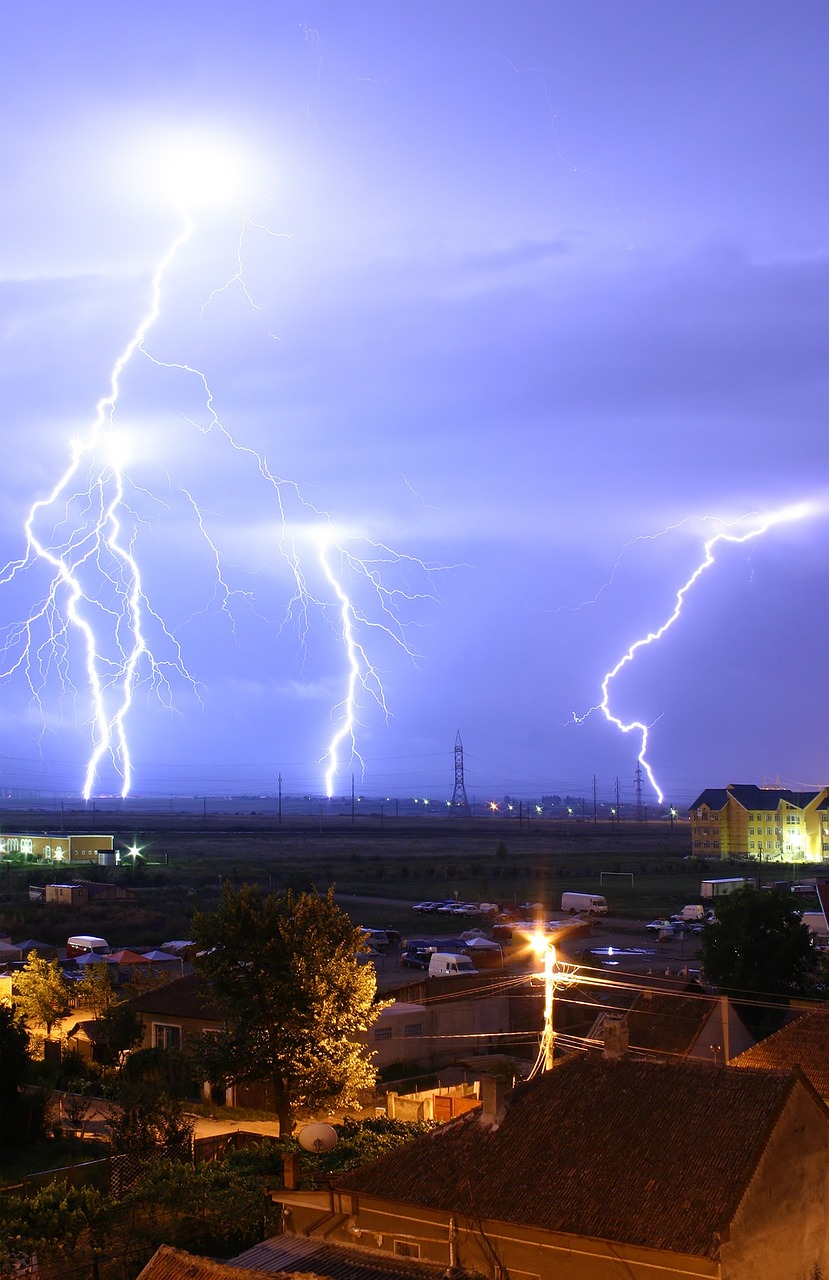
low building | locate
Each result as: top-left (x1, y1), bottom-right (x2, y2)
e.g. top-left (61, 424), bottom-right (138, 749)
top-left (689, 783), bottom-right (829, 862)
top-left (0, 833), bottom-right (115, 864)
top-left (276, 1054), bottom-right (829, 1279)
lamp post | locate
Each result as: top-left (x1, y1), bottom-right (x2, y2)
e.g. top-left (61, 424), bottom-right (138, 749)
top-left (531, 935), bottom-right (577, 1074)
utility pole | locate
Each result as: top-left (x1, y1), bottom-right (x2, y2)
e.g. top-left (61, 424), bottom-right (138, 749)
top-left (278, 773), bottom-right (282, 825)
top-left (615, 777), bottom-right (621, 822)
top-left (351, 773), bottom-right (355, 824)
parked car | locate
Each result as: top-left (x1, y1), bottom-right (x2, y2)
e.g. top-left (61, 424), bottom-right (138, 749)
top-left (645, 918), bottom-right (676, 933)
top-left (412, 901), bottom-right (438, 913)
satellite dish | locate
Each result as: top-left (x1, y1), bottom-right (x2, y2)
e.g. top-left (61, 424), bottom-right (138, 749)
top-left (298, 1122), bottom-right (338, 1154)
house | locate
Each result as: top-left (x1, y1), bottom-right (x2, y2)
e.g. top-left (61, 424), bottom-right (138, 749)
top-left (689, 784), bottom-right (829, 861)
top-left (129, 973), bottom-right (512, 1105)
top-left (731, 1007), bottom-right (829, 1100)
top-left (276, 1052), bottom-right (829, 1279)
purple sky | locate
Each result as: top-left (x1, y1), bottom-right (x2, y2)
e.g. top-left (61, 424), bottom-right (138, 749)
top-left (0, 2), bottom-right (827, 806)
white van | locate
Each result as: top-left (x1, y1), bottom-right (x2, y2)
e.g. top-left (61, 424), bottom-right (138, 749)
top-left (66, 935), bottom-right (110, 957)
top-left (560, 892), bottom-right (608, 916)
top-left (428, 952), bottom-right (478, 978)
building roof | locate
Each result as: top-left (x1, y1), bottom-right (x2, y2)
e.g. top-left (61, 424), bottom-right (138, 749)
top-left (618, 985), bottom-right (716, 1056)
top-left (731, 1008), bottom-right (829, 1098)
top-left (233, 1235), bottom-right (450, 1280)
top-left (690, 784), bottom-right (825, 813)
top-left (332, 1055), bottom-right (807, 1260)
top-left (128, 973), bottom-right (223, 1021)
top-left (726, 784), bottom-right (821, 812)
top-left (135, 1244), bottom-right (309, 1280)
top-left (689, 788), bottom-right (730, 811)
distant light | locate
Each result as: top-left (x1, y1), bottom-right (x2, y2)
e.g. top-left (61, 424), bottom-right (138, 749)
top-left (535, 805), bottom-right (542, 814)
top-left (489, 801), bottom-right (498, 812)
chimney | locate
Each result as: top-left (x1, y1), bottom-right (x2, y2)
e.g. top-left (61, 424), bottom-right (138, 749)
top-left (480, 1075), bottom-right (506, 1129)
top-left (282, 1151), bottom-right (302, 1189)
top-left (603, 1016), bottom-right (629, 1060)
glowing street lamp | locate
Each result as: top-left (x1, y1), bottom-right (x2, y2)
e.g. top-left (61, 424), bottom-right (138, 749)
top-left (531, 933), bottom-right (577, 1072)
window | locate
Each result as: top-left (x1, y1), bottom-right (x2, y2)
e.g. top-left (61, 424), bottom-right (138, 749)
top-left (153, 1024), bottom-right (182, 1051)
top-left (404, 1023), bottom-right (422, 1038)
top-left (394, 1241), bottom-right (421, 1259)
top-left (374, 1026), bottom-right (392, 1041)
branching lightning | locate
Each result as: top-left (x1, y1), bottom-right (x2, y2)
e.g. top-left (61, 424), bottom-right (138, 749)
top-left (0, 153), bottom-right (444, 799)
top-left (574, 501), bottom-right (816, 804)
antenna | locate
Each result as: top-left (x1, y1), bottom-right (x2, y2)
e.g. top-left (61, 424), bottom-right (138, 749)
top-left (451, 730), bottom-right (470, 811)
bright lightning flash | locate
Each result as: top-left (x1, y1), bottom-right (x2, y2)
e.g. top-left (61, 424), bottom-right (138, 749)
top-left (0, 138), bottom-right (443, 798)
top-left (575, 501), bottom-right (816, 804)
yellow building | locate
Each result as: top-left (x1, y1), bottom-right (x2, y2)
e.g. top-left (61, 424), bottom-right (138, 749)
top-left (0, 833), bottom-right (114, 863)
top-left (689, 784), bottom-right (829, 862)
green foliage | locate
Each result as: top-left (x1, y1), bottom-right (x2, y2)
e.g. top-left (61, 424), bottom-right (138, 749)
top-left (110, 1049), bottom-right (195, 1156)
top-left (0, 1181), bottom-right (103, 1273)
top-left (74, 960), bottom-right (117, 1018)
top-left (13, 954), bottom-right (71, 1036)
top-left (94, 1000), bottom-right (145, 1066)
top-left (701, 888), bottom-right (824, 1035)
top-left (316, 1116), bottom-right (436, 1175)
top-left (192, 883), bottom-right (385, 1133)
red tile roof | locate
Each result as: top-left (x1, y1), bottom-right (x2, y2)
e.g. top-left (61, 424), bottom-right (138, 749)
top-left (334, 1054), bottom-right (804, 1259)
top-left (731, 1008), bottom-right (829, 1098)
top-left (128, 974), bottom-right (223, 1021)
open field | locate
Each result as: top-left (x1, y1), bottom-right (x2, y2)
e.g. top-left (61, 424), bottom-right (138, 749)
top-left (0, 807), bottom-right (772, 946)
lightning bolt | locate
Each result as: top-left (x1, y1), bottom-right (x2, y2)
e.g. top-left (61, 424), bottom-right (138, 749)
top-left (574, 501), bottom-right (817, 804)
top-left (1, 182), bottom-right (445, 799)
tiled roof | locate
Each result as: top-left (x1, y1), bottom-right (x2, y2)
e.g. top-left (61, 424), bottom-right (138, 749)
top-left (332, 1055), bottom-right (801, 1259)
top-left (233, 1235), bottom-right (449, 1280)
top-left (128, 973), bottom-right (223, 1021)
top-left (731, 1009), bottom-right (829, 1098)
top-left (624, 987), bottom-right (715, 1055)
top-left (135, 1244), bottom-right (308, 1280)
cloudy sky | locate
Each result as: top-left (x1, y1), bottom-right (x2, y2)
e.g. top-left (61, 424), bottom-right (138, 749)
top-left (0, 2), bottom-right (826, 806)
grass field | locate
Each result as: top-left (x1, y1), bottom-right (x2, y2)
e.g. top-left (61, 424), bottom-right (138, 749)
top-left (0, 806), bottom-right (765, 946)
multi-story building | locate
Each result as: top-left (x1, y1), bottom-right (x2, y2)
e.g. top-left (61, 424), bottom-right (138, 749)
top-left (689, 784), bottom-right (829, 862)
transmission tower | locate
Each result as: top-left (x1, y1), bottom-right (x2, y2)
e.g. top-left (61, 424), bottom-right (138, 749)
top-left (634, 761), bottom-right (644, 824)
top-left (451, 731), bottom-right (470, 811)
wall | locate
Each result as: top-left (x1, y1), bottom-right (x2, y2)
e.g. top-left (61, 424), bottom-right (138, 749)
top-left (721, 1081), bottom-right (829, 1279)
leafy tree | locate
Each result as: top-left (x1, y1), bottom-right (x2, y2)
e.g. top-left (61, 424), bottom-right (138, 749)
top-left (13, 953), bottom-right (71, 1037)
top-left (700, 887), bottom-right (824, 1035)
top-left (94, 998), bottom-right (144, 1066)
top-left (75, 959), bottom-right (116, 1018)
top-left (110, 1048), bottom-right (195, 1156)
top-left (192, 884), bottom-right (385, 1134)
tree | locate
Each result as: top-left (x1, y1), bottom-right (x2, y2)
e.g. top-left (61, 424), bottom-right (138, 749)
top-left (75, 959), bottom-right (116, 1018)
top-left (110, 1047), bottom-right (195, 1157)
top-left (13, 953), bottom-right (71, 1037)
top-left (191, 884), bottom-right (384, 1134)
top-left (700, 887), bottom-right (824, 1035)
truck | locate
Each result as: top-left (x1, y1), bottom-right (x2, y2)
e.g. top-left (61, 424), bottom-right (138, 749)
top-left (428, 952), bottom-right (478, 978)
top-left (700, 877), bottom-right (756, 899)
top-left (560, 892), bottom-right (608, 916)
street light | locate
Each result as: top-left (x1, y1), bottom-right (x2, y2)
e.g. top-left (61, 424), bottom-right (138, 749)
top-left (530, 934), bottom-right (577, 1074)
